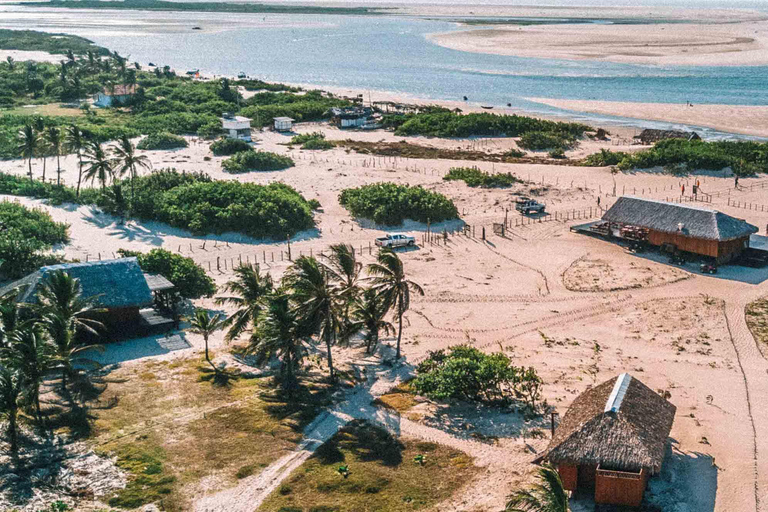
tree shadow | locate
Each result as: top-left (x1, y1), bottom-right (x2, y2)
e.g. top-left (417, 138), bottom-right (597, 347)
top-left (314, 419), bottom-right (404, 467)
top-left (645, 441), bottom-right (717, 512)
top-left (0, 430), bottom-right (69, 506)
top-left (261, 378), bottom-right (334, 433)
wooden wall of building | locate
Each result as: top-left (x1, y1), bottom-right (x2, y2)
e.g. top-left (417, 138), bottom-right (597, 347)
top-left (594, 468), bottom-right (648, 507)
top-left (557, 464), bottom-right (578, 491)
top-left (717, 236), bottom-right (750, 263)
top-left (647, 230), bottom-right (719, 257)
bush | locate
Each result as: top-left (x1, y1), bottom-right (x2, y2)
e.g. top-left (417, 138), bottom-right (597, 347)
top-left (582, 148), bottom-right (629, 166)
top-left (118, 248), bottom-right (216, 299)
top-left (391, 111), bottom-right (590, 138)
top-left (548, 148), bottom-right (566, 159)
top-left (222, 150), bottom-right (294, 173)
top-left (137, 132), bottom-right (188, 150)
top-left (0, 202), bottom-right (69, 279)
top-left (413, 345), bottom-right (543, 410)
top-left (339, 183), bottom-right (458, 225)
top-left (301, 138), bottom-right (333, 151)
top-left (211, 137), bottom-right (253, 156)
top-left (290, 132), bottom-right (325, 145)
top-left (518, 131), bottom-right (574, 151)
top-left (197, 121), bottom-right (222, 140)
top-left (444, 167), bottom-right (523, 188)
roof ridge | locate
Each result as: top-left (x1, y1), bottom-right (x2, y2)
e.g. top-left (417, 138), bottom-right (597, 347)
top-left (604, 373), bottom-right (632, 414)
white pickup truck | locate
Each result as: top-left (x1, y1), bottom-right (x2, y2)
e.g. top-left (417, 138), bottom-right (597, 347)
top-left (515, 198), bottom-right (546, 215)
top-left (375, 233), bottom-right (416, 248)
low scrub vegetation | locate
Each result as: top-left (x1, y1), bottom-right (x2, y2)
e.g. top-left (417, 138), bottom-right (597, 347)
top-left (137, 132), bottom-right (188, 150)
top-left (444, 167), bottom-right (523, 188)
top-left (414, 345), bottom-right (544, 411)
top-left (339, 182), bottom-right (458, 225)
top-left (222, 150), bottom-right (295, 173)
top-left (517, 130), bottom-right (576, 151)
top-left (290, 132), bottom-right (333, 150)
top-left (210, 137), bottom-right (252, 156)
top-left (746, 296), bottom-right (768, 351)
top-left (0, 201), bottom-right (68, 278)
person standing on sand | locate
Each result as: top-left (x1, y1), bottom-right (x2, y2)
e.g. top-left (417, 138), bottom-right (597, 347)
top-left (682, 184), bottom-right (685, 196)
top-left (597, 196), bottom-right (601, 208)
top-left (735, 176), bottom-right (739, 188)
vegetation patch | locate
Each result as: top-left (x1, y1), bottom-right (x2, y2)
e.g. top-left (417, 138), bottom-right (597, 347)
top-left (117, 247), bottom-right (216, 298)
top-left (517, 130), bottom-right (576, 151)
top-left (24, 0), bottom-right (384, 15)
top-left (746, 297), bottom-right (768, 353)
top-left (339, 182), bottom-right (458, 225)
top-left (240, 90), bottom-right (351, 127)
top-left (222, 150), bottom-right (295, 173)
top-left (373, 381), bottom-right (418, 413)
top-left (137, 131), bottom-right (188, 150)
top-left (259, 420), bottom-right (477, 512)
top-left (0, 29), bottom-right (109, 56)
top-left (210, 137), bottom-right (252, 156)
top-left (0, 201), bottom-right (69, 278)
top-left (444, 167), bottom-right (524, 188)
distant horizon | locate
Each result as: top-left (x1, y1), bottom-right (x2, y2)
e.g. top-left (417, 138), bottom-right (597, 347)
top-left (228, 0), bottom-right (768, 9)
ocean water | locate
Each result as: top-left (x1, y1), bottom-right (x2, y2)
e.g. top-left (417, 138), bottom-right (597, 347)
top-left (2, 8), bottom-right (768, 134)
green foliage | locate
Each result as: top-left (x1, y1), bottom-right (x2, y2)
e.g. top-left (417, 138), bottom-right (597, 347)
top-left (339, 183), bottom-right (458, 225)
top-left (518, 131), bottom-right (575, 151)
top-left (26, 0), bottom-right (381, 15)
top-left (232, 79), bottom-right (299, 92)
top-left (117, 248), bottom-right (216, 299)
top-left (291, 132), bottom-right (333, 151)
top-left (391, 111), bottom-right (589, 139)
top-left (196, 120), bottom-right (222, 139)
top-left (301, 138), bottom-right (334, 151)
top-left (582, 148), bottom-right (629, 166)
top-left (413, 345), bottom-right (543, 410)
top-left (240, 90), bottom-right (350, 127)
top-left (0, 202), bottom-right (68, 278)
top-left (103, 440), bottom-right (176, 509)
top-left (210, 137), bottom-right (252, 156)
top-left (548, 148), bottom-right (566, 159)
top-left (136, 131), bottom-right (188, 150)
top-left (0, 29), bottom-right (109, 56)
top-left (222, 150), bottom-right (294, 173)
top-left (444, 167), bottom-right (523, 188)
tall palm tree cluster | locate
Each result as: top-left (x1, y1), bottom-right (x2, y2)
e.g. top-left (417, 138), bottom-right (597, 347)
top-left (17, 123), bottom-right (150, 207)
top-left (0, 271), bottom-right (103, 455)
top-left (201, 245), bottom-right (422, 388)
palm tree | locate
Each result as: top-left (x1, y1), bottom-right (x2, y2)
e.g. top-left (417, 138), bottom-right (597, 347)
top-left (6, 56), bottom-right (15, 71)
top-left (16, 124), bottom-right (36, 181)
top-left (44, 126), bottom-right (64, 186)
top-left (284, 256), bottom-right (342, 382)
top-left (82, 140), bottom-right (114, 192)
top-left (66, 125), bottom-right (87, 197)
top-left (33, 117), bottom-right (48, 182)
top-left (34, 271), bottom-right (103, 390)
top-left (4, 326), bottom-right (53, 419)
top-left (351, 288), bottom-right (394, 354)
top-left (367, 249), bottom-right (424, 360)
top-left (0, 367), bottom-right (23, 454)
top-left (252, 290), bottom-right (304, 388)
top-left (505, 464), bottom-right (569, 512)
top-left (189, 308), bottom-right (225, 370)
top-left (0, 292), bottom-right (21, 343)
top-left (103, 181), bottom-right (128, 222)
top-left (112, 134), bottom-right (150, 210)
top-left (214, 263), bottom-right (273, 344)
top-left (321, 243), bottom-right (362, 345)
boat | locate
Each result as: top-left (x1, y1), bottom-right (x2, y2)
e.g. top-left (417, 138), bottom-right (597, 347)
top-left (186, 68), bottom-right (200, 76)
top-left (237, 72), bottom-right (247, 79)
top-left (481, 105), bottom-right (494, 110)
top-left (192, 26), bottom-right (202, 30)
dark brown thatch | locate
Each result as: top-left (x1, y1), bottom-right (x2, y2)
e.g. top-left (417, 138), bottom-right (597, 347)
top-left (537, 374), bottom-right (675, 474)
top-left (634, 129), bottom-right (700, 145)
top-left (603, 196), bottom-right (758, 241)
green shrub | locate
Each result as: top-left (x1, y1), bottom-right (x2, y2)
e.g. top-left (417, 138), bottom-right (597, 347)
top-left (301, 138), bottom-right (333, 150)
top-left (503, 149), bottom-right (526, 158)
top-left (391, 111), bottom-right (590, 138)
top-left (290, 132), bottom-right (325, 145)
top-left (582, 148), bottom-right (629, 166)
top-left (518, 131), bottom-right (574, 151)
top-left (444, 167), bottom-right (523, 188)
top-left (197, 121), bottom-right (222, 140)
top-left (0, 202), bottom-right (69, 279)
top-left (339, 183), bottom-right (458, 225)
top-left (222, 150), bottom-right (294, 173)
top-left (137, 131), bottom-right (188, 150)
top-left (117, 247), bottom-right (216, 299)
top-left (211, 137), bottom-right (253, 156)
top-left (548, 148), bottom-right (566, 159)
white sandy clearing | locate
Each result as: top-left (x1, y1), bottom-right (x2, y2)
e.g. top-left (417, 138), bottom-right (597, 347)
top-left (427, 20), bottom-right (768, 67)
top-left (0, 49), bottom-right (59, 64)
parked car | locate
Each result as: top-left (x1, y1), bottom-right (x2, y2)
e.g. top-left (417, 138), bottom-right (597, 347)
top-left (515, 198), bottom-right (546, 215)
top-left (375, 233), bottom-right (416, 248)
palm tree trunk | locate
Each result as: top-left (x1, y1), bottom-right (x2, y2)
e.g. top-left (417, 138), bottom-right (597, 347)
top-left (8, 411), bottom-right (17, 453)
top-left (130, 164), bottom-right (135, 215)
top-left (28, 157), bottom-right (33, 181)
top-left (396, 309), bottom-right (403, 359)
top-left (34, 388), bottom-right (41, 420)
top-left (204, 335), bottom-right (214, 369)
top-left (76, 153), bottom-right (83, 197)
top-left (41, 156), bottom-right (46, 182)
top-left (325, 332), bottom-right (335, 382)
top-left (56, 153), bottom-right (62, 186)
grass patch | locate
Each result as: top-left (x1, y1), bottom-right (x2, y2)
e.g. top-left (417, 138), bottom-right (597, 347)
top-left (746, 297), bottom-right (768, 351)
top-left (91, 356), bottom-right (332, 511)
top-left (260, 420), bottom-right (477, 512)
top-left (444, 167), bottom-right (524, 188)
top-left (373, 381), bottom-right (418, 413)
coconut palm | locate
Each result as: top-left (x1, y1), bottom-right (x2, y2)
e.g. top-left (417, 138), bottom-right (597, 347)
top-left (505, 464), bottom-right (569, 512)
top-left (33, 117), bottom-right (48, 182)
top-left (4, 326), bottom-right (53, 419)
top-left (321, 243), bottom-right (362, 345)
top-left (5, 56), bottom-right (15, 71)
top-left (284, 256), bottom-right (342, 382)
top-left (102, 181), bottom-right (129, 223)
top-left (252, 290), bottom-right (304, 388)
top-left (351, 288), bottom-right (394, 354)
top-left (65, 125), bottom-right (88, 197)
top-left (44, 126), bottom-right (64, 186)
top-left (0, 292), bottom-right (20, 344)
top-left (82, 140), bottom-right (114, 192)
top-left (367, 249), bottom-right (424, 360)
top-left (112, 134), bottom-right (150, 210)
top-left (214, 263), bottom-right (273, 344)
top-left (34, 271), bottom-right (104, 390)
top-left (0, 367), bottom-right (23, 453)
top-left (16, 124), bottom-right (37, 181)
top-left (189, 308), bottom-right (225, 370)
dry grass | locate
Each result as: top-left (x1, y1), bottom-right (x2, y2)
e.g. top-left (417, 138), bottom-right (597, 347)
top-left (746, 296), bottom-right (768, 351)
top-left (3, 103), bottom-right (84, 117)
top-left (372, 381), bottom-right (419, 413)
top-left (259, 420), bottom-right (478, 512)
top-left (89, 355), bottom-right (333, 511)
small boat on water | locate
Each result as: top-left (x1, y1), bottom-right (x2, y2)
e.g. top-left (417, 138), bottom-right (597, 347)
top-left (237, 72), bottom-right (247, 79)
top-left (192, 26), bottom-right (202, 30)
top-left (481, 105), bottom-right (494, 110)
top-left (186, 68), bottom-right (200, 76)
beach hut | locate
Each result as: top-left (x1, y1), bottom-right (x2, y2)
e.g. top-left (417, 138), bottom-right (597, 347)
top-left (602, 196), bottom-right (758, 263)
top-left (221, 113), bottom-right (253, 142)
top-left (273, 116), bottom-right (294, 132)
top-left (536, 373), bottom-right (676, 507)
top-left (93, 84), bottom-right (137, 107)
top-left (329, 106), bottom-right (375, 129)
top-left (633, 129), bottom-right (700, 145)
top-left (0, 258), bottom-right (175, 337)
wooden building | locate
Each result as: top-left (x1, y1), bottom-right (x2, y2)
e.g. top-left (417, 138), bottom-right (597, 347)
top-left (0, 258), bottom-right (175, 338)
top-left (536, 373), bottom-right (676, 507)
top-left (329, 106), bottom-right (376, 129)
top-left (273, 116), bottom-right (294, 132)
top-left (633, 129), bottom-right (700, 145)
top-left (602, 196), bottom-right (758, 263)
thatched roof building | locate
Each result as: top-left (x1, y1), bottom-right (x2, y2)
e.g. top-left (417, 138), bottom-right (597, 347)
top-left (540, 373), bottom-right (675, 474)
top-left (634, 129), bottom-right (700, 145)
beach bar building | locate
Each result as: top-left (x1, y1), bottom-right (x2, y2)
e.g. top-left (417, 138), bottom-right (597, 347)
top-left (221, 113), bottom-right (253, 142)
top-left (536, 373), bottom-right (676, 507)
top-left (329, 106), bottom-right (375, 129)
top-left (601, 196), bottom-right (758, 263)
top-left (0, 258), bottom-right (175, 337)
top-left (273, 116), bottom-right (294, 132)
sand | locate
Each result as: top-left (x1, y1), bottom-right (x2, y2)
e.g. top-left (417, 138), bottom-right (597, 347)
top-left (428, 20), bottom-right (768, 67)
top-left (0, 49), bottom-right (58, 64)
top-left (527, 98), bottom-right (768, 139)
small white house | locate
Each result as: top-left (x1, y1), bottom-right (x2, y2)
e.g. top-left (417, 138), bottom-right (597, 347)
top-left (329, 107), bottom-right (375, 129)
top-left (221, 113), bottom-right (252, 142)
top-left (93, 85), bottom-right (137, 108)
top-left (273, 117), bottom-right (294, 132)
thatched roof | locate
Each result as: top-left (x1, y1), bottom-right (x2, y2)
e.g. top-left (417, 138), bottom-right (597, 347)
top-left (603, 196), bottom-right (758, 241)
top-left (0, 258), bottom-right (153, 310)
top-left (538, 374), bottom-right (675, 474)
top-left (102, 84), bottom-right (137, 96)
top-left (634, 129), bottom-right (700, 143)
